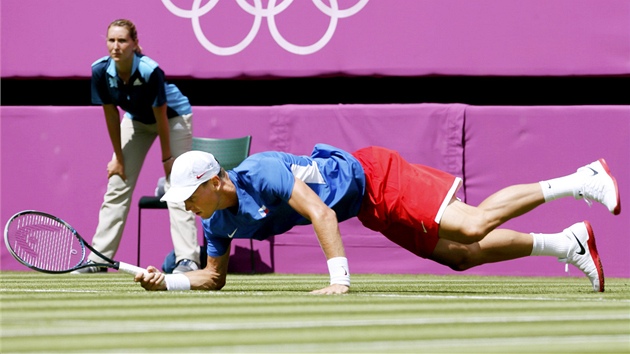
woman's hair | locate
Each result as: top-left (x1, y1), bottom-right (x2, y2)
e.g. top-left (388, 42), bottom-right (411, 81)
top-left (108, 19), bottom-right (143, 54)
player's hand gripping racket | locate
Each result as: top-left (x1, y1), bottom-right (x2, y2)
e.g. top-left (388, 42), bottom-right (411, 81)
top-left (4, 210), bottom-right (146, 275)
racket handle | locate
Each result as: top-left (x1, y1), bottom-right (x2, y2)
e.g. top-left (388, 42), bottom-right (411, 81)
top-left (117, 262), bottom-right (147, 276)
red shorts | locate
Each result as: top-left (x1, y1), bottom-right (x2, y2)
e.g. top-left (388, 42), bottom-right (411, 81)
top-left (352, 146), bottom-right (462, 259)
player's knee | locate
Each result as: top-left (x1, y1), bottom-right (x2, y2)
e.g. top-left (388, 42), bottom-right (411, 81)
top-left (458, 243), bottom-right (483, 271)
top-left (447, 263), bottom-right (467, 272)
top-left (446, 259), bottom-right (473, 272)
top-left (449, 255), bottom-right (476, 271)
top-left (439, 247), bottom-right (476, 271)
top-left (458, 224), bottom-right (486, 243)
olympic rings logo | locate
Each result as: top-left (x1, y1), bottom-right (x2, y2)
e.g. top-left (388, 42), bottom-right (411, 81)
top-left (161, 0), bottom-right (369, 56)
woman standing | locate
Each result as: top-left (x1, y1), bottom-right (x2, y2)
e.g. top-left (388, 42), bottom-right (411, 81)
top-left (75, 19), bottom-right (199, 274)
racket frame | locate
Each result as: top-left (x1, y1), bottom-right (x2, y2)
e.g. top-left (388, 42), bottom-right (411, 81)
top-left (4, 210), bottom-right (145, 275)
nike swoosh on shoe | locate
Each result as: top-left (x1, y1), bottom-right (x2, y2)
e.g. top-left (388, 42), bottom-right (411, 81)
top-left (571, 232), bottom-right (586, 255)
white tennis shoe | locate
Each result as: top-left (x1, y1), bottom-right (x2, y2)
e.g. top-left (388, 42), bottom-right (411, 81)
top-left (575, 158), bottom-right (621, 215)
top-left (559, 221), bottom-right (604, 292)
top-left (70, 260), bottom-right (107, 274)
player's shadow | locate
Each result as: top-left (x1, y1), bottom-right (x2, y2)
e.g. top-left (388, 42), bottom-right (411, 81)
top-left (161, 241), bottom-right (273, 274)
top-left (228, 244), bottom-right (274, 274)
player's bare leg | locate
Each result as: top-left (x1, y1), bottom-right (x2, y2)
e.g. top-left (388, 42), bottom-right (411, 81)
top-left (430, 221), bottom-right (604, 292)
top-left (431, 182), bottom-right (546, 268)
top-left (438, 183), bottom-right (544, 244)
top-left (429, 157), bottom-right (618, 292)
top-left (430, 229), bottom-right (533, 269)
top-left (438, 157), bottom-right (621, 245)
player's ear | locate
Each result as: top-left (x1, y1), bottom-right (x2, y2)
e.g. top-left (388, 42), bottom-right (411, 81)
top-left (210, 175), bottom-right (221, 190)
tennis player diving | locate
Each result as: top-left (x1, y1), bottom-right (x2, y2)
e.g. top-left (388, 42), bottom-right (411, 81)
top-left (135, 144), bottom-right (621, 293)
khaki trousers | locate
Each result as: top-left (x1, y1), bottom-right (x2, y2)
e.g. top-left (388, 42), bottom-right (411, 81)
top-left (89, 114), bottom-right (200, 265)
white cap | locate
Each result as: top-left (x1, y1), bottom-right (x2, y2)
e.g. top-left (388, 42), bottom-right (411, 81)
top-left (160, 150), bottom-right (221, 203)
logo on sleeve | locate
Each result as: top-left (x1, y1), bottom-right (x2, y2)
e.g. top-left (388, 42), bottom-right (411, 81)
top-left (258, 205), bottom-right (269, 218)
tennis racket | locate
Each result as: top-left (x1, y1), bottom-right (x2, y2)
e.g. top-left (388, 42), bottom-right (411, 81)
top-left (4, 210), bottom-right (146, 275)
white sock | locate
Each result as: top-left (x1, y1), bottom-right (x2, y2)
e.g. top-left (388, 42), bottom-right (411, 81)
top-left (530, 232), bottom-right (570, 258)
top-left (539, 172), bottom-right (584, 202)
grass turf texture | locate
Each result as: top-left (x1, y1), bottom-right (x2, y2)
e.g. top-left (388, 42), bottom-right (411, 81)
top-left (1, 272), bottom-right (629, 353)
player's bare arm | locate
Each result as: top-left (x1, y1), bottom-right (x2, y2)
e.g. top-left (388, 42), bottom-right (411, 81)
top-left (288, 177), bottom-right (350, 295)
top-left (135, 252), bottom-right (229, 291)
top-left (189, 252), bottom-right (230, 290)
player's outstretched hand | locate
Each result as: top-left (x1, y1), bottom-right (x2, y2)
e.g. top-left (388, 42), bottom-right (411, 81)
top-left (310, 284), bottom-right (349, 295)
top-left (134, 265), bottom-right (166, 291)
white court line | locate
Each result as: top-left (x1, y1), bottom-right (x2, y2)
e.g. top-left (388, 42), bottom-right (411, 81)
top-left (163, 335), bottom-right (630, 353)
top-left (0, 289), bottom-right (101, 293)
top-left (43, 335), bottom-right (630, 353)
top-left (358, 293), bottom-right (630, 302)
top-left (3, 313), bottom-right (629, 337)
top-left (3, 288), bottom-right (630, 302)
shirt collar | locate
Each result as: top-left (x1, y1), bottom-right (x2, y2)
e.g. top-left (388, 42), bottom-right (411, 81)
top-left (106, 53), bottom-right (140, 78)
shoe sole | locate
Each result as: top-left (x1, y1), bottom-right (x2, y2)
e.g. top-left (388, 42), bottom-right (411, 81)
top-left (70, 270), bottom-right (107, 274)
top-left (583, 220), bottom-right (605, 292)
top-left (597, 158), bottom-right (621, 215)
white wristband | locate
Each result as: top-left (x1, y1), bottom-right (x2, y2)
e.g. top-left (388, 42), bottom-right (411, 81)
top-left (165, 274), bottom-right (191, 291)
top-left (327, 257), bottom-right (350, 286)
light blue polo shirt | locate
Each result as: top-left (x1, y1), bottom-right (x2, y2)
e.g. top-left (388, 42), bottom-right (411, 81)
top-left (91, 53), bottom-right (191, 124)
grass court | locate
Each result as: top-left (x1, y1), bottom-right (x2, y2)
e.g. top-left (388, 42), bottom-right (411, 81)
top-left (1, 272), bottom-right (629, 353)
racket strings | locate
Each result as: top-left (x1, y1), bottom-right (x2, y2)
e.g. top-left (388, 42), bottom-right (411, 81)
top-left (8, 214), bottom-right (84, 272)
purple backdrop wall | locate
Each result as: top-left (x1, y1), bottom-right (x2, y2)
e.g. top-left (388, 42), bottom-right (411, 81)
top-left (2, 104), bottom-right (629, 279)
top-left (2, 0), bottom-right (630, 78)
